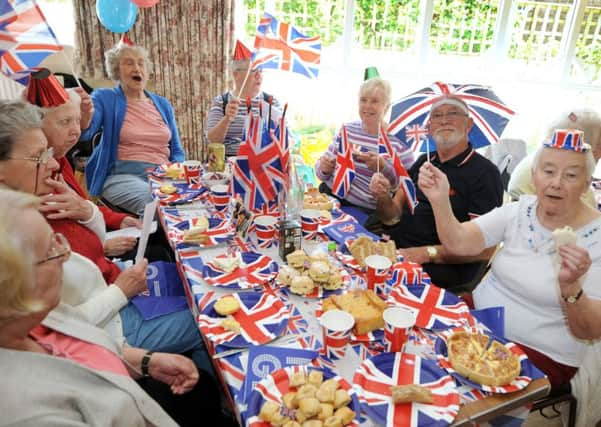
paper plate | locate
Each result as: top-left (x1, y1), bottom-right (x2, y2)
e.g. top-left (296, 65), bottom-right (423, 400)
top-left (277, 264), bottom-right (351, 299)
top-left (149, 162), bottom-right (186, 179)
top-left (354, 352), bottom-right (460, 427)
top-left (168, 217), bottom-right (235, 247)
top-left (203, 252), bottom-right (279, 289)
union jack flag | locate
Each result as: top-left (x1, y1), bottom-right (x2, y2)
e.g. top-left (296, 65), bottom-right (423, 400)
top-left (284, 306), bottom-right (308, 335)
top-left (198, 292), bottom-right (288, 347)
top-left (331, 125), bottom-right (356, 198)
top-left (387, 284), bottom-right (471, 330)
top-left (252, 12), bottom-right (321, 79)
top-left (389, 82), bottom-right (515, 151)
top-left (203, 252), bottom-right (278, 289)
top-left (354, 352), bottom-right (460, 427)
top-left (0, 0), bottom-right (62, 84)
top-left (379, 124), bottom-right (418, 214)
top-left (404, 123), bottom-right (429, 152)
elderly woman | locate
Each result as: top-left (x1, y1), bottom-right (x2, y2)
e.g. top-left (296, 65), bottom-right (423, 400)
top-left (315, 78), bottom-right (413, 217)
top-left (81, 40), bottom-right (185, 216)
top-left (0, 99), bottom-right (212, 376)
top-left (0, 189), bottom-right (228, 426)
top-left (508, 108), bottom-right (601, 206)
top-left (418, 128), bottom-right (601, 390)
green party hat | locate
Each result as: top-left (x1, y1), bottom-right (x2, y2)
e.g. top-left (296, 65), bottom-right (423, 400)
top-left (364, 66), bottom-right (380, 81)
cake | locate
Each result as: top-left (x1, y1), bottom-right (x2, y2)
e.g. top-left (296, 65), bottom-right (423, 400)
top-left (322, 289), bottom-right (387, 335)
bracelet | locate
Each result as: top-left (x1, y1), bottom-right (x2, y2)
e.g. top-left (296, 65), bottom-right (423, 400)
top-left (141, 351), bottom-right (153, 377)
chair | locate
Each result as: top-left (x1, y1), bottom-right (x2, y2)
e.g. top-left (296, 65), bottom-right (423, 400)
top-left (484, 138), bottom-right (528, 190)
top-left (530, 383), bottom-right (577, 427)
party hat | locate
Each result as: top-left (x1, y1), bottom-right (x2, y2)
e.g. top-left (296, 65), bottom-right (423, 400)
top-left (543, 129), bottom-right (590, 153)
top-left (25, 68), bottom-right (68, 108)
top-left (364, 66), bottom-right (380, 81)
top-left (118, 35), bottom-right (135, 48)
top-left (233, 40), bottom-right (252, 61)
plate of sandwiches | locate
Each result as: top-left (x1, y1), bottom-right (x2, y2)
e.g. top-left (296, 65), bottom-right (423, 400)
top-left (168, 216), bottom-right (235, 248)
top-left (246, 365), bottom-right (360, 427)
top-left (276, 249), bottom-right (350, 298)
top-left (353, 352), bottom-right (460, 427)
top-left (202, 251), bottom-right (279, 289)
top-left (150, 162), bottom-right (186, 180)
top-left (435, 326), bottom-right (534, 393)
top-left (336, 236), bottom-right (400, 271)
top-left (197, 293), bottom-right (289, 348)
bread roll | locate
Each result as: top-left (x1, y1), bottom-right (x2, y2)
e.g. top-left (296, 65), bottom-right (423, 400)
top-left (334, 406), bottom-right (355, 425)
top-left (323, 416), bottom-right (343, 427)
top-left (308, 370), bottom-right (324, 387)
top-left (290, 371), bottom-right (307, 387)
top-left (333, 389), bottom-right (351, 409)
top-left (552, 226), bottom-right (577, 247)
top-left (298, 397), bottom-right (321, 418)
top-left (259, 401), bottom-right (280, 421)
top-left (390, 384), bottom-right (433, 404)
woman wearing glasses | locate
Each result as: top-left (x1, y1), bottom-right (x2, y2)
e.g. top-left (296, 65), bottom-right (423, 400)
top-left (0, 189), bottom-right (228, 426)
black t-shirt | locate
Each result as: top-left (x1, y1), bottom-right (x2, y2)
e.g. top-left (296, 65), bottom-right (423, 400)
top-left (391, 143), bottom-right (503, 289)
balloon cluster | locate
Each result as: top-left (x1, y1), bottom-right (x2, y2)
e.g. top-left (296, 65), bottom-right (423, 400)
top-left (96, 0), bottom-right (159, 33)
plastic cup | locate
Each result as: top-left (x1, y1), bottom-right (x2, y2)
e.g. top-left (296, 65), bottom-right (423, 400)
top-left (183, 160), bottom-right (202, 185)
top-left (319, 309), bottom-right (354, 360)
top-left (365, 254), bottom-right (392, 292)
top-left (254, 215), bottom-right (278, 248)
top-left (383, 307), bottom-right (415, 352)
top-left (300, 208), bottom-right (321, 239)
top-left (210, 184), bottom-right (229, 211)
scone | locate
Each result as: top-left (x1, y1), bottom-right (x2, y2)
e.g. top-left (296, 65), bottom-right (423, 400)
top-left (290, 276), bottom-right (315, 296)
top-left (287, 249), bottom-right (309, 269)
top-left (214, 295), bottom-right (240, 315)
top-left (277, 265), bottom-right (301, 286)
top-left (552, 225), bottom-right (577, 247)
top-left (159, 184), bottom-right (177, 194)
top-left (309, 261), bottom-right (330, 283)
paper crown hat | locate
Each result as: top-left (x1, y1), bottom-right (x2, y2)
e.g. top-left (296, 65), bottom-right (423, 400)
top-left (364, 66), bottom-right (380, 81)
top-left (25, 68), bottom-right (68, 108)
top-left (117, 35), bottom-right (135, 48)
top-left (233, 40), bottom-right (252, 61)
top-left (543, 129), bottom-right (590, 153)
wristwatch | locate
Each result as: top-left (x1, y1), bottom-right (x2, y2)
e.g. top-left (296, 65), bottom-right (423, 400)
top-left (141, 351), bottom-right (154, 377)
top-left (426, 246), bottom-right (438, 262)
top-left (562, 288), bottom-right (583, 304)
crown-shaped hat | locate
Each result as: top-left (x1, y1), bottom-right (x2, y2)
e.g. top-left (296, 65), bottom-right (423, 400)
top-left (363, 66), bottom-right (380, 81)
top-left (233, 40), bottom-right (252, 61)
top-left (543, 129), bottom-right (590, 153)
top-left (25, 68), bottom-right (68, 108)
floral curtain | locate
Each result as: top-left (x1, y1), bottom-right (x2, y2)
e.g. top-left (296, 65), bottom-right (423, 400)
top-left (73, 1), bottom-right (235, 160)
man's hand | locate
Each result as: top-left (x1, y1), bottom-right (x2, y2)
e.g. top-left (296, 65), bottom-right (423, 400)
top-left (74, 87), bottom-right (93, 130)
top-left (113, 258), bottom-right (148, 298)
top-left (224, 96), bottom-right (240, 124)
top-left (148, 353), bottom-right (199, 394)
top-left (397, 247), bottom-right (430, 265)
top-left (38, 175), bottom-right (94, 222)
top-left (120, 216), bottom-right (142, 229)
top-left (418, 162), bottom-right (450, 203)
top-left (369, 172), bottom-right (392, 198)
top-left (104, 236), bottom-right (137, 257)
top-left (318, 154), bottom-right (336, 176)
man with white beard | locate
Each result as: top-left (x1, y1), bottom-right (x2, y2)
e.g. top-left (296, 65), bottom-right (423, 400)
top-left (370, 95), bottom-right (503, 292)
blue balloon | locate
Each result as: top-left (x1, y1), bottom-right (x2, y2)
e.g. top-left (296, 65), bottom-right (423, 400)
top-left (96, 0), bottom-right (138, 33)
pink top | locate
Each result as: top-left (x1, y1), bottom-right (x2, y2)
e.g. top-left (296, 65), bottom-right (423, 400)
top-left (118, 98), bottom-right (171, 165)
top-left (29, 325), bottom-right (129, 376)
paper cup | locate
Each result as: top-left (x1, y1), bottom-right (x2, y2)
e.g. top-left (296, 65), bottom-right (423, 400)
top-left (365, 254), bottom-right (392, 292)
top-left (254, 215), bottom-right (278, 248)
top-left (183, 160), bottom-right (202, 185)
top-left (300, 208), bottom-right (320, 239)
top-left (383, 307), bottom-right (415, 352)
top-left (210, 184), bottom-right (229, 211)
top-left (319, 309), bottom-right (354, 360)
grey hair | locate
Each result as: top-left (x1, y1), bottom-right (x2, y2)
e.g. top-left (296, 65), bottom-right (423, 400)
top-left (532, 145), bottom-right (597, 178)
top-left (0, 100), bottom-right (44, 161)
top-left (104, 45), bottom-right (150, 81)
top-left (359, 78), bottom-right (392, 108)
top-left (544, 108), bottom-right (601, 151)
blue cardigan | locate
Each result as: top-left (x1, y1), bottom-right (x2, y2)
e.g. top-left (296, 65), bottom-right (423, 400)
top-left (82, 86), bottom-right (186, 196)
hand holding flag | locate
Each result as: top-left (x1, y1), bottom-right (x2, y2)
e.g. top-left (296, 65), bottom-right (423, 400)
top-left (331, 125), bottom-right (356, 198)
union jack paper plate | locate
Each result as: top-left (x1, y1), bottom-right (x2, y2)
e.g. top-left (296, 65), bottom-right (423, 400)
top-left (246, 365), bottom-right (361, 427)
top-left (317, 208), bottom-right (356, 229)
top-left (156, 185), bottom-right (208, 206)
top-left (168, 217), bottom-right (235, 247)
top-left (354, 352), bottom-right (460, 427)
top-left (202, 252), bottom-right (279, 289)
top-left (387, 285), bottom-right (471, 330)
top-left (149, 162), bottom-right (187, 179)
top-left (198, 292), bottom-right (288, 348)
top-left (315, 298), bottom-right (385, 342)
top-left (435, 326), bottom-right (534, 393)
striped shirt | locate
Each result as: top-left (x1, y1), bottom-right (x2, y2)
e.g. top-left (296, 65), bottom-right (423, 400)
top-left (315, 121), bottom-right (414, 210)
top-left (205, 91), bottom-right (282, 157)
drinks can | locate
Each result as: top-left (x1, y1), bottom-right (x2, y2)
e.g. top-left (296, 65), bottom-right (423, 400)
top-left (207, 143), bottom-right (225, 172)
top-left (279, 219), bottom-right (302, 260)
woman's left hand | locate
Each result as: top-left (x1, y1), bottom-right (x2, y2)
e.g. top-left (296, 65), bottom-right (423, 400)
top-left (355, 151), bottom-right (384, 172)
top-left (148, 353), bottom-right (199, 395)
top-left (558, 243), bottom-right (592, 288)
top-left (38, 175), bottom-right (94, 222)
top-left (104, 236), bottom-right (137, 257)
top-left (120, 216), bottom-right (142, 229)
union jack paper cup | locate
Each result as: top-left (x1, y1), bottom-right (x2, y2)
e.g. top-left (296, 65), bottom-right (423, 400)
top-left (383, 307), bottom-right (415, 352)
top-left (300, 209), bottom-right (320, 239)
top-left (183, 160), bottom-right (202, 185)
top-left (210, 184), bottom-right (229, 211)
top-left (254, 215), bottom-right (278, 248)
top-left (319, 309), bottom-right (354, 360)
top-left (365, 254), bottom-right (392, 292)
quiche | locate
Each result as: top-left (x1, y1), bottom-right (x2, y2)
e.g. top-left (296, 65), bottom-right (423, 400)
top-left (447, 331), bottom-right (521, 386)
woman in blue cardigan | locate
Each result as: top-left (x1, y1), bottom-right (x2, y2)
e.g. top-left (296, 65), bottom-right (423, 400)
top-left (82, 41), bottom-right (185, 215)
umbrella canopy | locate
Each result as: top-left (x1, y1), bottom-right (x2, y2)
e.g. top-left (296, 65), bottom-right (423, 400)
top-left (388, 82), bottom-right (515, 152)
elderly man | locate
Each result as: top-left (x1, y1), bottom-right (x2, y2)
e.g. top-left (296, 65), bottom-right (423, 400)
top-left (370, 95), bottom-right (503, 291)
top-left (206, 40), bottom-right (282, 157)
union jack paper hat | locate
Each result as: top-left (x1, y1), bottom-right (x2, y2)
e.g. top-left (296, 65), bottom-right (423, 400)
top-left (233, 40), bottom-right (252, 61)
top-left (543, 129), bottom-right (590, 153)
top-left (25, 68), bottom-right (68, 108)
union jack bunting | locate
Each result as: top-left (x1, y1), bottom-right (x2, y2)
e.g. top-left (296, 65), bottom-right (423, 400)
top-left (379, 124), bottom-right (418, 214)
top-left (353, 352), bottom-right (460, 427)
top-left (198, 292), bottom-right (288, 347)
top-left (331, 125), bottom-right (356, 198)
top-left (0, 0), bottom-right (62, 84)
top-left (387, 284), bottom-right (471, 330)
top-left (252, 12), bottom-right (321, 79)
top-left (389, 82), bottom-right (515, 151)
top-left (202, 252), bottom-right (279, 290)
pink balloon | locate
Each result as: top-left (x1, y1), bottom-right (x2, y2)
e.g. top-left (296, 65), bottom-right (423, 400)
top-left (130, 0), bottom-right (159, 7)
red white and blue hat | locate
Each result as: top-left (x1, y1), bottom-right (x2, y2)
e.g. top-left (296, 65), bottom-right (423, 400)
top-left (543, 128), bottom-right (590, 153)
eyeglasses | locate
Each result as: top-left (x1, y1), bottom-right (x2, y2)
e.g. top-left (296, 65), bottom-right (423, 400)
top-left (35, 233), bottom-right (71, 265)
top-left (7, 147), bottom-right (55, 165)
top-left (430, 111), bottom-right (468, 122)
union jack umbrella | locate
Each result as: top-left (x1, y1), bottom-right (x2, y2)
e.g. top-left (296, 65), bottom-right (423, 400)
top-left (251, 12), bottom-right (321, 79)
top-left (202, 251), bottom-right (279, 289)
top-left (198, 292), bottom-right (288, 348)
top-left (354, 352), bottom-right (460, 427)
top-left (168, 217), bottom-right (235, 248)
top-left (388, 82), bottom-right (515, 151)
top-left (387, 284), bottom-right (471, 330)
top-left (331, 124), bottom-right (356, 198)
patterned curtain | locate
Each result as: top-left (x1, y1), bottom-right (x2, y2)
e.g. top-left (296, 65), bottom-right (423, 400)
top-left (73, 1), bottom-right (235, 160)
